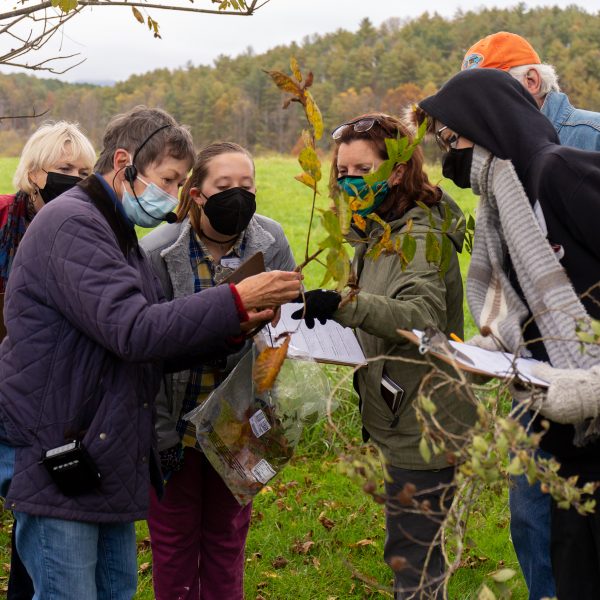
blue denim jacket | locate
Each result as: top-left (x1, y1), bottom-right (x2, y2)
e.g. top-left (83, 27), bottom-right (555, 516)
top-left (542, 91), bottom-right (600, 151)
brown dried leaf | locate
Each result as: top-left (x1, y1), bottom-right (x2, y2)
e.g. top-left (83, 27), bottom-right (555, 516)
top-left (264, 70), bottom-right (303, 97)
top-left (304, 71), bottom-right (314, 89)
top-left (318, 511), bottom-right (335, 530)
top-left (138, 561), bottom-right (151, 574)
top-left (131, 6), bottom-right (144, 23)
top-left (271, 556), bottom-right (289, 569)
top-left (253, 336), bottom-right (290, 393)
top-left (291, 539), bottom-right (315, 555)
top-left (349, 538), bottom-right (376, 548)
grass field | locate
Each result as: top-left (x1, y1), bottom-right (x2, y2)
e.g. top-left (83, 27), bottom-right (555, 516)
top-left (0, 156), bottom-right (526, 599)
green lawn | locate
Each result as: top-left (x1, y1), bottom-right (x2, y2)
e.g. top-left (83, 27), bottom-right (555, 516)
top-left (0, 156), bottom-right (525, 599)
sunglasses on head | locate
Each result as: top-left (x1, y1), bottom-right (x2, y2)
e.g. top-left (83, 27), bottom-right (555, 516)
top-left (331, 117), bottom-right (394, 140)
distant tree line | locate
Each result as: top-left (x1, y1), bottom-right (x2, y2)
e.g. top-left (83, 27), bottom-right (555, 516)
top-left (0, 5), bottom-right (598, 158)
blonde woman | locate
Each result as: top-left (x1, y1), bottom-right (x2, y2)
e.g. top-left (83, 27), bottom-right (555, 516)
top-left (0, 121), bottom-right (96, 292)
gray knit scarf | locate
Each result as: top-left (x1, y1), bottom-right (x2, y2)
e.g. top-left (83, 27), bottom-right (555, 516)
top-left (466, 145), bottom-right (600, 444)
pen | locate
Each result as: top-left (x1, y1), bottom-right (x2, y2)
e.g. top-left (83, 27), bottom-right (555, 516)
top-left (449, 332), bottom-right (464, 343)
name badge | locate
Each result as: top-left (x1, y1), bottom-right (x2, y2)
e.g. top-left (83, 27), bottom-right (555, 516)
top-left (220, 257), bottom-right (241, 269)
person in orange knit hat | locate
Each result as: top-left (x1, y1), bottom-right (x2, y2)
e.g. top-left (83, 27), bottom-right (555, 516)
top-left (461, 30), bottom-right (600, 600)
top-left (462, 32), bottom-right (600, 151)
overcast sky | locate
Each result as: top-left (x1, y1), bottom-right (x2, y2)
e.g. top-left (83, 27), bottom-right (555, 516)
top-left (1, 0), bottom-right (597, 83)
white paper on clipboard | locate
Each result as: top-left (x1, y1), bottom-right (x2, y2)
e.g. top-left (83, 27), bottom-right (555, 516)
top-left (407, 329), bottom-right (549, 387)
top-left (262, 303), bottom-right (366, 367)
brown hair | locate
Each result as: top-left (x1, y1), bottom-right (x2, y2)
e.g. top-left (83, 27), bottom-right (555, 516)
top-left (329, 112), bottom-right (440, 219)
top-left (95, 105), bottom-right (194, 175)
top-left (176, 141), bottom-right (254, 231)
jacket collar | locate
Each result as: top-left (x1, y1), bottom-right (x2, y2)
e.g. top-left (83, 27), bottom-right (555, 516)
top-left (159, 216), bottom-right (276, 299)
top-left (541, 91), bottom-right (573, 130)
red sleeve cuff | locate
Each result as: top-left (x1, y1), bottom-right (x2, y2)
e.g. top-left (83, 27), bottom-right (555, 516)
top-left (229, 283), bottom-right (249, 322)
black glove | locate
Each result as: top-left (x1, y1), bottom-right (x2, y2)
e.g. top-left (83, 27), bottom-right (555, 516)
top-left (159, 442), bottom-right (185, 476)
top-left (290, 289), bottom-right (341, 329)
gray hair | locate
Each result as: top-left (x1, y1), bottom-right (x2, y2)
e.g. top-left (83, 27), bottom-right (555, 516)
top-left (95, 105), bottom-right (194, 175)
top-left (508, 63), bottom-right (561, 99)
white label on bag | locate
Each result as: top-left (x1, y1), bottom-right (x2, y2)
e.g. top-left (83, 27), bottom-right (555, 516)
top-left (249, 409), bottom-right (271, 438)
top-left (251, 459), bottom-right (276, 484)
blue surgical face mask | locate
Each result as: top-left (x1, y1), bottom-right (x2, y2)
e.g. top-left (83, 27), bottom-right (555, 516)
top-left (121, 174), bottom-right (178, 228)
top-left (337, 176), bottom-right (389, 216)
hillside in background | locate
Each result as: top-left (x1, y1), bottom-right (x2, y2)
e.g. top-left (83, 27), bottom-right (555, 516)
top-left (0, 5), bottom-right (598, 156)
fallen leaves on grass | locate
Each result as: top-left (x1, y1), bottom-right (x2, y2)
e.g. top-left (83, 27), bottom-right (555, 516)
top-left (318, 511), bottom-right (335, 530)
top-left (271, 556), bottom-right (289, 569)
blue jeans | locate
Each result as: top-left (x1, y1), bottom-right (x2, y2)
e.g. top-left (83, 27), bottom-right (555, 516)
top-left (14, 512), bottom-right (137, 600)
top-left (509, 409), bottom-right (556, 600)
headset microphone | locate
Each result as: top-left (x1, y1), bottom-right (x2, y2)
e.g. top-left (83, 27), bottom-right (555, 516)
top-left (124, 124), bottom-right (177, 224)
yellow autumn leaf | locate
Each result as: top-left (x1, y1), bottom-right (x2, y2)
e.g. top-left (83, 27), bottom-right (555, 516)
top-left (305, 91), bottom-right (323, 140)
top-left (253, 336), bottom-right (290, 393)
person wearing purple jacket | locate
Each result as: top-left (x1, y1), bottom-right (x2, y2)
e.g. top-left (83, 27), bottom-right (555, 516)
top-left (0, 106), bottom-right (301, 600)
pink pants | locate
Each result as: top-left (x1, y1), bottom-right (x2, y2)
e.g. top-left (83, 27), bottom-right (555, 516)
top-left (148, 447), bottom-right (252, 600)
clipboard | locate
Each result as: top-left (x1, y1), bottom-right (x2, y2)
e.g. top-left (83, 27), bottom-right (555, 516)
top-left (220, 252), bottom-right (265, 285)
top-left (398, 328), bottom-right (549, 387)
top-left (0, 293), bottom-right (5, 341)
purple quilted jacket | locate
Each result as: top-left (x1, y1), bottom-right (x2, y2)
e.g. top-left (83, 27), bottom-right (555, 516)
top-left (0, 179), bottom-right (241, 522)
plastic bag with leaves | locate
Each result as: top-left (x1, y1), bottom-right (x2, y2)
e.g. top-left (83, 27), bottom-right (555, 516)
top-left (183, 345), bottom-right (331, 505)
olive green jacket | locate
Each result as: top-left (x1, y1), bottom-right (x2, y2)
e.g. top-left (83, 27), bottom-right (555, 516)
top-left (335, 193), bottom-right (476, 469)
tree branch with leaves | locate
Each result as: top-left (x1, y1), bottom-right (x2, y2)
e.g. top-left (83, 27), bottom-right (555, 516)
top-left (0, 0), bottom-right (264, 74)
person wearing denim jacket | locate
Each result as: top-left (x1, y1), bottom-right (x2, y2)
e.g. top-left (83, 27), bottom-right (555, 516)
top-left (541, 90), bottom-right (600, 151)
top-left (461, 31), bottom-right (600, 600)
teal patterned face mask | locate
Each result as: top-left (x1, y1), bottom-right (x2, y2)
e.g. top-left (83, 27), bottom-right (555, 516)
top-left (337, 176), bottom-right (389, 216)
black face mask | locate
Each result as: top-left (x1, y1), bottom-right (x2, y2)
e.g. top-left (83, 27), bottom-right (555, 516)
top-left (442, 147), bottom-right (474, 189)
top-left (39, 171), bottom-right (83, 204)
top-left (202, 187), bottom-right (256, 236)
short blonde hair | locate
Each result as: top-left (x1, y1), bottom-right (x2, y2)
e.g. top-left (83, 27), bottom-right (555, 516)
top-left (13, 121), bottom-right (96, 195)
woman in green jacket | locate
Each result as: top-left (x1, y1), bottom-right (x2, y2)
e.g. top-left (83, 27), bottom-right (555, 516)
top-left (292, 113), bottom-right (475, 599)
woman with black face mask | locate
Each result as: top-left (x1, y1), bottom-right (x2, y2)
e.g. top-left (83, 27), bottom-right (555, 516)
top-left (0, 121), bottom-right (95, 294)
top-left (0, 121), bottom-right (94, 600)
top-left (139, 141), bottom-right (295, 600)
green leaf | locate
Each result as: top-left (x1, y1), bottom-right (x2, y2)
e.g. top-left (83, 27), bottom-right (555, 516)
top-left (320, 209), bottom-right (342, 238)
top-left (419, 437), bottom-right (431, 463)
top-left (425, 232), bottom-right (441, 265)
top-left (363, 159), bottom-right (394, 186)
top-left (401, 234), bottom-right (417, 265)
top-left (323, 248), bottom-right (350, 291)
top-left (439, 234), bottom-right (453, 277)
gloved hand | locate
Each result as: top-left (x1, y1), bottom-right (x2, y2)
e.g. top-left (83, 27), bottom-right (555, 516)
top-left (159, 442), bottom-right (185, 475)
top-left (290, 289), bottom-right (342, 329)
top-left (528, 363), bottom-right (600, 424)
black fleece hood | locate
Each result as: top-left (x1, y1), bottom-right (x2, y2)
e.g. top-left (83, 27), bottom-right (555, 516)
top-left (419, 69), bottom-right (559, 180)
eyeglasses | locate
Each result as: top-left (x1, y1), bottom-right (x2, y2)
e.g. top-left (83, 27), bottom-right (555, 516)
top-left (434, 125), bottom-right (460, 152)
top-left (331, 117), bottom-right (391, 140)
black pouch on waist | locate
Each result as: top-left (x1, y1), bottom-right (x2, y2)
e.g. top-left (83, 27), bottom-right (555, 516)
top-left (41, 440), bottom-right (101, 497)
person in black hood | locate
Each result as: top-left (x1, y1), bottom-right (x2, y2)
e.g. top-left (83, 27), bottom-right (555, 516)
top-left (416, 68), bottom-right (600, 600)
